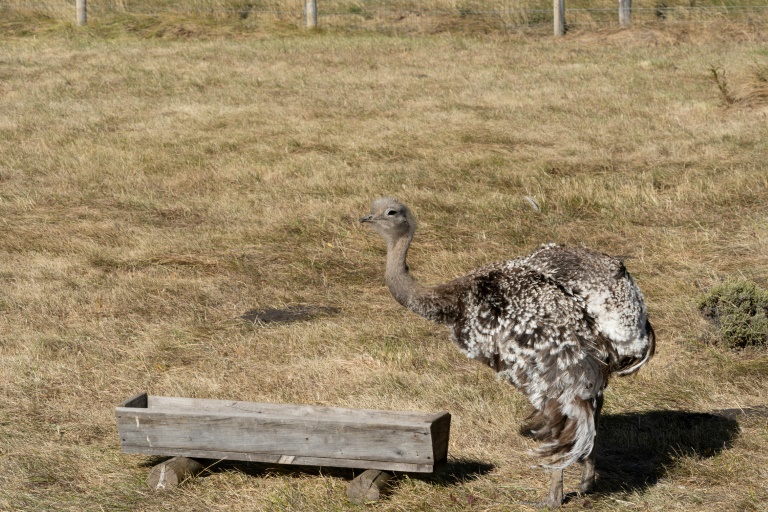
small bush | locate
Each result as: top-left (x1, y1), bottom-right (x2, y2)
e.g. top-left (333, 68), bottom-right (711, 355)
top-left (699, 280), bottom-right (768, 349)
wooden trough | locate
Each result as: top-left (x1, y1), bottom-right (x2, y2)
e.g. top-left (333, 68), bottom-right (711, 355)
top-left (115, 393), bottom-right (451, 502)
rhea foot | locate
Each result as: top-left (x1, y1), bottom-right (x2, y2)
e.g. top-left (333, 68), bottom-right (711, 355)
top-left (579, 453), bottom-right (596, 495)
top-left (522, 469), bottom-right (563, 510)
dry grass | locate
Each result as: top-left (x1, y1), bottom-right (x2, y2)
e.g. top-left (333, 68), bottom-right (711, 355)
top-left (1, 16), bottom-right (768, 512)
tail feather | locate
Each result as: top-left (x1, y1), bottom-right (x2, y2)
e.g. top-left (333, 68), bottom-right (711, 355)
top-left (522, 394), bottom-right (598, 470)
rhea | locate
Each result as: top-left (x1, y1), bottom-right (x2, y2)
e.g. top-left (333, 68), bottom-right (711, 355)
top-left (360, 197), bottom-right (655, 508)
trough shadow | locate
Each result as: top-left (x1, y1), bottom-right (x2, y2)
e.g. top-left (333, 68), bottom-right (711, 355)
top-left (138, 455), bottom-right (175, 468)
top-left (138, 457), bottom-right (359, 480)
top-left (590, 409), bottom-right (742, 495)
top-left (202, 460), bottom-right (358, 480)
top-left (138, 456), bottom-right (494, 489)
top-left (191, 457), bottom-right (494, 485)
top-left (423, 457), bottom-right (496, 486)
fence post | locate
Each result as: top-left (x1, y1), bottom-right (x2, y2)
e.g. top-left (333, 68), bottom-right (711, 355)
top-left (76, 0), bottom-right (86, 25)
top-left (305, 0), bottom-right (317, 28)
top-left (554, 0), bottom-right (565, 36)
top-left (619, 0), bottom-right (631, 26)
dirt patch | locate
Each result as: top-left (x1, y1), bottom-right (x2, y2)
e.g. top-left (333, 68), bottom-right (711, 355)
top-left (241, 305), bottom-right (341, 325)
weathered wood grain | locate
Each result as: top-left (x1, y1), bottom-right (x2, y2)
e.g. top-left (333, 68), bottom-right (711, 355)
top-left (124, 446), bottom-right (435, 473)
top-left (430, 412), bottom-right (451, 464)
top-left (116, 394), bottom-right (450, 473)
top-left (137, 396), bottom-right (447, 424)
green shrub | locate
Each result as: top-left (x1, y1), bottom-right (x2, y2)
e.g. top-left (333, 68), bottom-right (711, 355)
top-left (699, 280), bottom-right (768, 349)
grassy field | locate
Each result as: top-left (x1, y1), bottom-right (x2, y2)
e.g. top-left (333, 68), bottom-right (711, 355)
top-left (1, 13), bottom-right (768, 512)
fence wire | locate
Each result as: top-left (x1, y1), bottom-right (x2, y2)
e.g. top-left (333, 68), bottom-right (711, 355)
top-left (3, 0), bottom-right (768, 31)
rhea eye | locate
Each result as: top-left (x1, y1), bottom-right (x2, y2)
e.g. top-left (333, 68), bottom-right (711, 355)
top-left (386, 209), bottom-right (397, 216)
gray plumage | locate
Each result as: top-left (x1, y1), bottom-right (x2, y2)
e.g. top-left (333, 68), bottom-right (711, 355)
top-left (361, 197), bottom-right (655, 508)
top-left (521, 244), bottom-right (655, 377)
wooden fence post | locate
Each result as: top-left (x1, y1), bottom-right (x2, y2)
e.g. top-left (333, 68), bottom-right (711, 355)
top-left (619, 0), bottom-right (631, 26)
top-left (305, 0), bottom-right (317, 28)
top-left (76, 0), bottom-right (86, 25)
top-left (554, 0), bottom-right (565, 36)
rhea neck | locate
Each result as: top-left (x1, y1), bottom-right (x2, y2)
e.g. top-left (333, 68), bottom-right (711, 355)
top-left (383, 226), bottom-right (455, 322)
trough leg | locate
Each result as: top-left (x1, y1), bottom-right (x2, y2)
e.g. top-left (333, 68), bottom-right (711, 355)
top-left (346, 469), bottom-right (393, 503)
top-left (147, 456), bottom-right (205, 490)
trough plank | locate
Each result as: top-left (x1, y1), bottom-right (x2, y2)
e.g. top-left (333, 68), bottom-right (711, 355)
top-left (122, 446), bottom-right (437, 472)
top-left (117, 410), bottom-right (433, 464)
top-left (138, 396), bottom-right (446, 425)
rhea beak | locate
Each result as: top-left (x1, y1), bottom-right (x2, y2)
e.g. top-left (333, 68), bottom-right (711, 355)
top-left (359, 215), bottom-right (373, 223)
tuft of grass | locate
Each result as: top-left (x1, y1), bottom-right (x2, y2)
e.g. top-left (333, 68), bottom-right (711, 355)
top-left (709, 65), bottom-right (735, 105)
top-left (737, 62), bottom-right (768, 108)
top-left (710, 62), bottom-right (768, 109)
top-left (699, 280), bottom-right (768, 349)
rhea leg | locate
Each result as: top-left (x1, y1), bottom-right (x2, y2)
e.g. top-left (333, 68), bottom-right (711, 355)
top-left (579, 392), bottom-right (604, 494)
top-left (545, 468), bottom-right (564, 508)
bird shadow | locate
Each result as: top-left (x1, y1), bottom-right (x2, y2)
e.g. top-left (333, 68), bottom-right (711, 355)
top-left (589, 409), bottom-right (742, 495)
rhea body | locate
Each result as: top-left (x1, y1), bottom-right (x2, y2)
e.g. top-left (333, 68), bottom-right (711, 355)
top-left (360, 197), bottom-right (655, 508)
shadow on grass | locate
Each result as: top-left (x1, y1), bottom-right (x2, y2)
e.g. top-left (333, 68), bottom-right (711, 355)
top-left (138, 456), bottom-right (361, 479)
top-left (138, 456), bottom-right (494, 488)
top-left (424, 457), bottom-right (496, 486)
top-left (592, 409), bottom-right (742, 495)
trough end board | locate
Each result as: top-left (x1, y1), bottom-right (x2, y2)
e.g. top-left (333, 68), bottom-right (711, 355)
top-left (430, 412), bottom-right (451, 464)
